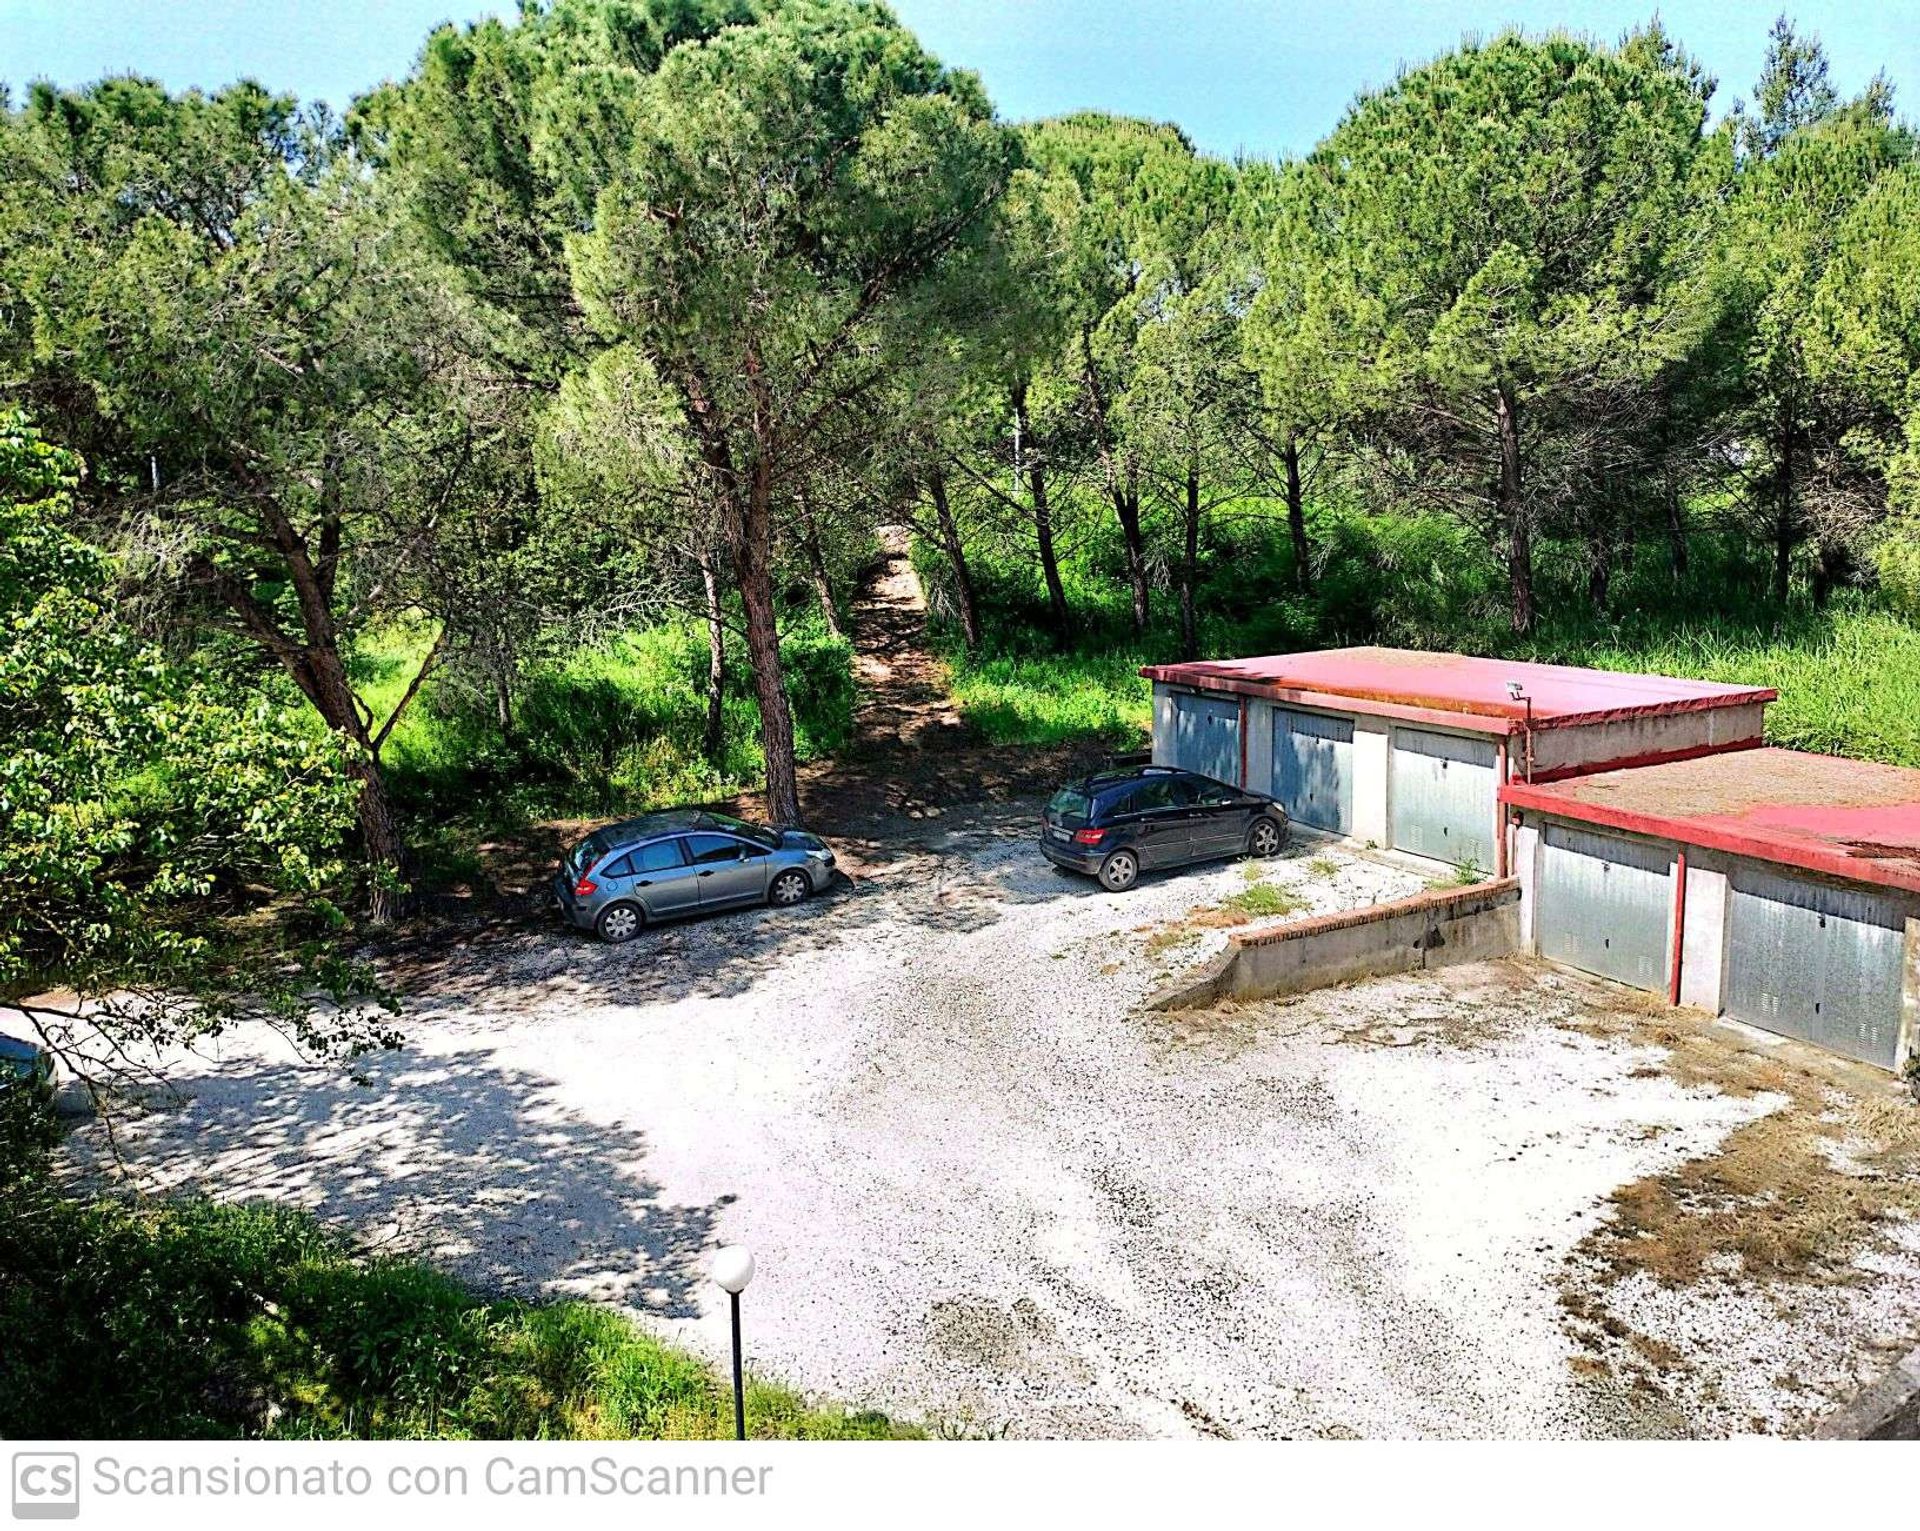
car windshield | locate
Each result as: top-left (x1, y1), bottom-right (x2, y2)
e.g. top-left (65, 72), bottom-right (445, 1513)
top-left (703, 812), bottom-right (780, 849)
top-left (1047, 787), bottom-right (1093, 827)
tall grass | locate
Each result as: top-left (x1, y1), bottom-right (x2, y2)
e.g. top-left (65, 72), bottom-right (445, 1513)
top-left (348, 616), bottom-right (855, 828)
top-left (920, 500), bottom-right (1920, 769)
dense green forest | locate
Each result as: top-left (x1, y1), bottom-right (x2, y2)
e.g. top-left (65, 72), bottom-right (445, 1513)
top-left (7, 0), bottom-right (1920, 1065)
top-left (7, 0), bottom-right (1920, 1442)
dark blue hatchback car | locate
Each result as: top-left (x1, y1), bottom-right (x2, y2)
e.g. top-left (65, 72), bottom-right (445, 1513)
top-left (1040, 765), bottom-right (1289, 891)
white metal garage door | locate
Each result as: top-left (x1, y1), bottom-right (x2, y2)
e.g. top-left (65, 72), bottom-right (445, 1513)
top-left (1536, 825), bottom-right (1674, 991)
top-left (1390, 728), bottom-right (1497, 871)
top-left (1168, 693), bottom-right (1241, 786)
top-left (1270, 708), bottom-right (1354, 834)
top-left (1725, 867), bottom-right (1906, 1069)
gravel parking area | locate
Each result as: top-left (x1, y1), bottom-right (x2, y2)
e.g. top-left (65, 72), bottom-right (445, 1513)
top-left (64, 810), bottom-right (1920, 1438)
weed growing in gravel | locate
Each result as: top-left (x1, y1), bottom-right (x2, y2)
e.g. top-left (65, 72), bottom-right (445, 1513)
top-left (1221, 882), bottom-right (1307, 920)
top-left (1306, 856), bottom-right (1340, 879)
top-left (1567, 1009), bottom-right (1920, 1287)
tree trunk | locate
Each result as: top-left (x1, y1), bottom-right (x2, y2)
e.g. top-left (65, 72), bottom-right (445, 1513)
top-left (1496, 387), bottom-right (1534, 635)
top-left (927, 468), bottom-right (982, 652)
top-left (733, 478), bottom-right (801, 826)
top-left (1078, 327), bottom-right (1148, 632)
top-left (700, 551), bottom-right (726, 766)
top-left (1771, 412), bottom-right (1797, 606)
top-left (493, 665), bottom-right (514, 740)
top-left (1588, 516), bottom-right (1613, 614)
top-left (214, 499), bottom-right (415, 924)
top-left (1665, 471), bottom-right (1688, 578)
top-left (1013, 383), bottom-right (1069, 642)
top-left (795, 489), bottom-right (843, 641)
top-left (350, 757), bottom-right (411, 926)
top-left (1115, 458), bottom-right (1149, 633)
top-left (1812, 538), bottom-right (1850, 609)
top-left (1283, 436), bottom-right (1312, 591)
top-left (293, 643), bottom-right (412, 925)
top-left (1179, 459), bottom-right (1201, 661)
top-left (671, 350), bottom-right (800, 823)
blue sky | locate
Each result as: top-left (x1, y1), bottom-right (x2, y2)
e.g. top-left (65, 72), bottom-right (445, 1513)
top-left (3, 1), bottom-right (1914, 157)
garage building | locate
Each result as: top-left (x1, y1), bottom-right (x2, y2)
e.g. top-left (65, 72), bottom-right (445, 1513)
top-left (1503, 749), bottom-right (1920, 1072)
top-left (1141, 647), bottom-right (1775, 876)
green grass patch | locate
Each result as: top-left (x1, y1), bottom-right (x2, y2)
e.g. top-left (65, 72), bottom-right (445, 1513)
top-left (0, 1172), bottom-right (914, 1440)
top-left (1221, 880), bottom-right (1307, 919)
top-left (940, 648), bottom-right (1150, 748)
top-left (1524, 606), bottom-right (1920, 767)
top-left (338, 613), bottom-right (856, 860)
top-left (920, 503), bottom-right (1920, 773)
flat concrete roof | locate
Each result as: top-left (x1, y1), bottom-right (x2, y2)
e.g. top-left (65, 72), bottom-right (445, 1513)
top-left (1141, 646), bottom-right (1775, 732)
top-left (1502, 747), bottom-right (1920, 897)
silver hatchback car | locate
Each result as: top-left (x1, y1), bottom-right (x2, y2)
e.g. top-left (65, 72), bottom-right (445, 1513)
top-left (553, 809), bottom-right (838, 943)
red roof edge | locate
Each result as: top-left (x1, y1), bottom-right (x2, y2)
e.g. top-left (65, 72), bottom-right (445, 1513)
top-left (1141, 663), bottom-right (1776, 729)
top-left (1500, 779), bottom-right (1920, 898)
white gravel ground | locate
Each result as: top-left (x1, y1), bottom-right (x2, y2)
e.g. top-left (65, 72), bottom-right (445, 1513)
top-left (58, 812), bottom-right (1920, 1437)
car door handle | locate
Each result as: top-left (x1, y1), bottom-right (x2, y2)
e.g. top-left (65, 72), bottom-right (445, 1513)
top-left (637, 879), bottom-right (652, 887)
top-left (698, 870), bottom-right (715, 878)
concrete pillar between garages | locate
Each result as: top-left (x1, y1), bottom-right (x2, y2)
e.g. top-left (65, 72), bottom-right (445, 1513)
top-left (1901, 916), bottom-right (1920, 1070)
top-left (1678, 857), bottom-right (1730, 1014)
top-left (1350, 717), bottom-right (1391, 847)
top-left (1513, 818), bottom-right (1539, 951)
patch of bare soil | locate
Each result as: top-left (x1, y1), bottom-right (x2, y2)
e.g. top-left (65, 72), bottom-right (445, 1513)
top-left (1566, 1004), bottom-right (1920, 1287)
top-left (1551, 989), bottom-right (1920, 1429)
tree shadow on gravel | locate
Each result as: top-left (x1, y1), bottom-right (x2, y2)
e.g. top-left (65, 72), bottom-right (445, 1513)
top-left (60, 1047), bottom-right (723, 1318)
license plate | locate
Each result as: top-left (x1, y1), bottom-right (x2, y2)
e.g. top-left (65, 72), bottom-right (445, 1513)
top-left (1048, 826), bottom-right (1072, 842)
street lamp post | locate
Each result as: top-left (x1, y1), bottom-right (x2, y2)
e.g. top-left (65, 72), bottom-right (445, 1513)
top-left (711, 1246), bottom-right (755, 1441)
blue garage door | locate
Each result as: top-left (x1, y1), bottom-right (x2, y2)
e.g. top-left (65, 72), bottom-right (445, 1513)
top-left (1537, 825), bottom-right (1673, 991)
top-left (1271, 708), bottom-right (1354, 834)
top-left (1725, 867), bottom-right (1905, 1069)
top-left (1169, 693), bottom-right (1241, 785)
top-left (1390, 728), bottom-right (1497, 871)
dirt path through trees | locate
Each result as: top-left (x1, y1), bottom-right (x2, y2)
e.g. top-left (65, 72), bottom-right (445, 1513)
top-left (761, 526), bottom-right (1103, 875)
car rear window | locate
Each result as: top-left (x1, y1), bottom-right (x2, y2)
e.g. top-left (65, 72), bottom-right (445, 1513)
top-left (567, 833), bottom-right (611, 875)
top-left (1047, 788), bottom-right (1093, 827)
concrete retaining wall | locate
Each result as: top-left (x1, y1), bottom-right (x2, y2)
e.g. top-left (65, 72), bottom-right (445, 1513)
top-left (1149, 878), bottom-right (1522, 1010)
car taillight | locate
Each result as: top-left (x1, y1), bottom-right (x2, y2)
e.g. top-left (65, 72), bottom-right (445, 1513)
top-left (1073, 828), bottom-right (1106, 846)
top-left (573, 876), bottom-right (598, 897)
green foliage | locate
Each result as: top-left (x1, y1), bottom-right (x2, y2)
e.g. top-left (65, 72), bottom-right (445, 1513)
top-left (361, 616), bottom-right (854, 826)
top-left (0, 413), bottom-right (393, 1064)
top-left (0, 1181), bottom-right (916, 1440)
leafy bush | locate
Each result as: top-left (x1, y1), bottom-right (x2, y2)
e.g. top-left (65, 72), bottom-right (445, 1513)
top-left (0, 1182), bottom-right (916, 1441)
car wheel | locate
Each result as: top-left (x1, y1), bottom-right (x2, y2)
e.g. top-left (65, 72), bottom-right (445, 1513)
top-left (769, 868), bottom-right (811, 909)
top-left (1247, 817), bottom-right (1286, 858)
top-left (595, 901), bottom-right (645, 944)
top-left (1098, 849), bottom-right (1140, 892)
